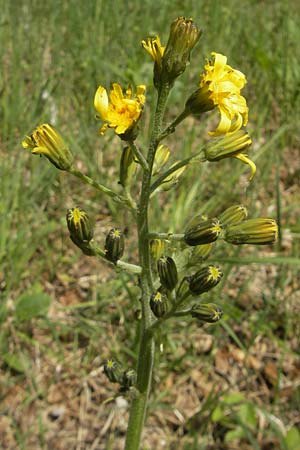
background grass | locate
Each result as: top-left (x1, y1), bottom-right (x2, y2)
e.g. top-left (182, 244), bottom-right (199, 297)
top-left (1, 0), bottom-right (300, 449)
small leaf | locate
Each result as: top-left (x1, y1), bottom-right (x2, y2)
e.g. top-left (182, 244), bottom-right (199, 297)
top-left (222, 392), bottom-right (246, 405)
top-left (15, 292), bottom-right (51, 321)
top-left (211, 405), bottom-right (224, 422)
top-left (238, 403), bottom-right (257, 429)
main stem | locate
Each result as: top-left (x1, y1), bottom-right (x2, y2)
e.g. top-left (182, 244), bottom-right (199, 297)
top-left (124, 83), bottom-right (170, 450)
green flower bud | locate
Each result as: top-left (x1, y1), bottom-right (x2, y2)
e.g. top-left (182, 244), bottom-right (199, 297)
top-left (218, 204), bottom-right (248, 227)
top-left (176, 277), bottom-right (191, 301)
top-left (188, 265), bottom-right (223, 295)
top-left (158, 163), bottom-right (186, 192)
top-left (66, 207), bottom-right (95, 256)
top-left (184, 218), bottom-right (222, 246)
top-left (150, 239), bottom-right (165, 260)
top-left (157, 256), bottom-right (178, 290)
top-left (205, 129), bottom-right (252, 161)
top-left (22, 124), bottom-right (74, 171)
top-left (105, 228), bottom-right (125, 263)
top-left (121, 369), bottom-right (137, 390)
top-left (119, 146), bottom-right (137, 187)
top-left (162, 17), bottom-right (201, 85)
top-left (185, 82), bottom-right (215, 115)
top-left (103, 358), bottom-right (123, 384)
top-left (225, 218), bottom-right (278, 245)
top-left (66, 207), bottom-right (94, 243)
top-left (190, 243), bottom-right (213, 263)
top-left (152, 144), bottom-right (170, 176)
top-left (191, 303), bottom-right (223, 323)
top-left (150, 289), bottom-right (168, 318)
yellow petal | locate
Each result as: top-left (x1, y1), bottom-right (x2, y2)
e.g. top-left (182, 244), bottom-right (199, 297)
top-left (234, 153), bottom-right (256, 180)
top-left (94, 85), bottom-right (109, 119)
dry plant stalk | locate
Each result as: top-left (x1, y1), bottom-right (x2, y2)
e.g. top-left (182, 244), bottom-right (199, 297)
top-left (22, 17), bottom-right (278, 450)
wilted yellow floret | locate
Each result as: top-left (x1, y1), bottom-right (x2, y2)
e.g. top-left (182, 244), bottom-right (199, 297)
top-left (94, 83), bottom-right (146, 138)
top-left (141, 35), bottom-right (165, 65)
top-left (22, 124), bottom-right (74, 171)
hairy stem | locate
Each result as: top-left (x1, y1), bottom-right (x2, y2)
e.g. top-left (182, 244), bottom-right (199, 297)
top-left (125, 83), bottom-right (170, 450)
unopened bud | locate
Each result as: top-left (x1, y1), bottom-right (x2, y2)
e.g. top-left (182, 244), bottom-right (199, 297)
top-left (22, 124), bottom-right (74, 171)
top-left (103, 358), bottom-right (123, 384)
top-left (121, 369), bottom-right (137, 390)
top-left (225, 218), bottom-right (278, 245)
top-left (150, 239), bottom-right (165, 260)
top-left (205, 129), bottom-right (252, 161)
top-left (150, 289), bottom-right (168, 318)
top-left (218, 205), bottom-right (248, 227)
top-left (152, 144), bottom-right (170, 176)
top-left (188, 266), bottom-right (223, 295)
top-left (191, 303), bottom-right (223, 323)
top-left (159, 164), bottom-right (186, 191)
top-left (184, 218), bottom-right (222, 246)
top-left (66, 208), bottom-right (95, 255)
top-left (105, 228), bottom-right (125, 263)
top-left (157, 256), bottom-right (178, 290)
top-left (119, 146), bottom-right (137, 187)
top-left (162, 17), bottom-right (201, 84)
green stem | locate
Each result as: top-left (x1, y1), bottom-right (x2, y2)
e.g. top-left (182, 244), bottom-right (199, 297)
top-left (158, 108), bottom-right (190, 142)
top-left (129, 141), bottom-right (149, 172)
top-left (69, 167), bottom-right (132, 209)
top-left (125, 83), bottom-right (171, 450)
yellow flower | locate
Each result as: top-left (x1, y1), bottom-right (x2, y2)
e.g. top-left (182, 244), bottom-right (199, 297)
top-left (94, 83), bottom-right (146, 140)
top-left (186, 52), bottom-right (248, 136)
top-left (22, 124), bottom-right (74, 171)
top-left (201, 52), bottom-right (248, 135)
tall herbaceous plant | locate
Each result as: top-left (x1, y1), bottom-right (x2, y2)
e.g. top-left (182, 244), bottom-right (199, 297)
top-left (22, 17), bottom-right (278, 450)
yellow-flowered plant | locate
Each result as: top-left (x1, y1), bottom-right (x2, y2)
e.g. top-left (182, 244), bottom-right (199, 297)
top-left (22, 17), bottom-right (278, 450)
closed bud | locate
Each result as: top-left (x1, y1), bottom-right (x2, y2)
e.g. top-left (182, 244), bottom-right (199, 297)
top-left (103, 358), bottom-right (123, 384)
top-left (66, 207), bottom-right (94, 243)
top-left (225, 218), bottom-right (278, 245)
top-left (191, 303), bottom-right (223, 323)
top-left (205, 129), bottom-right (252, 161)
top-left (150, 239), bottom-right (165, 260)
top-left (157, 256), bottom-right (178, 290)
top-left (188, 265), bottom-right (223, 295)
top-left (218, 204), bottom-right (248, 227)
top-left (159, 163), bottom-right (186, 191)
top-left (121, 369), bottom-right (137, 390)
top-left (22, 124), bottom-right (74, 171)
top-left (185, 82), bottom-right (215, 115)
top-left (152, 144), bottom-right (170, 176)
top-left (105, 228), bottom-right (125, 263)
top-left (150, 289), bottom-right (168, 318)
top-left (176, 277), bottom-right (191, 301)
top-left (162, 17), bottom-right (201, 84)
top-left (190, 243), bottom-right (213, 263)
top-left (184, 218), bottom-right (222, 246)
top-left (119, 146), bottom-right (137, 187)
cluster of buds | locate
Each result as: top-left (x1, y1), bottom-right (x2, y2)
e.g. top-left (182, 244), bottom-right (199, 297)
top-left (184, 205), bottom-right (278, 247)
top-left (103, 358), bottom-right (137, 392)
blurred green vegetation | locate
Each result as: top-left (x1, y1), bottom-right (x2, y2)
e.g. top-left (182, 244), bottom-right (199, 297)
top-left (1, 0), bottom-right (299, 448)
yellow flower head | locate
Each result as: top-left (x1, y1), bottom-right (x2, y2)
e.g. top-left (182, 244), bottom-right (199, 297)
top-left (22, 124), bottom-right (74, 171)
top-left (200, 52), bottom-right (248, 135)
top-left (94, 83), bottom-right (146, 140)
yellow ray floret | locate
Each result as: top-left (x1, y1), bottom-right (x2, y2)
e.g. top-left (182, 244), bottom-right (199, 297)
top-left (200, 52), bottom-right (248, 136)
top-left (141, 35), bottom-right (165, 65)
top-left (94, 83), bottom-right (146, 136)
